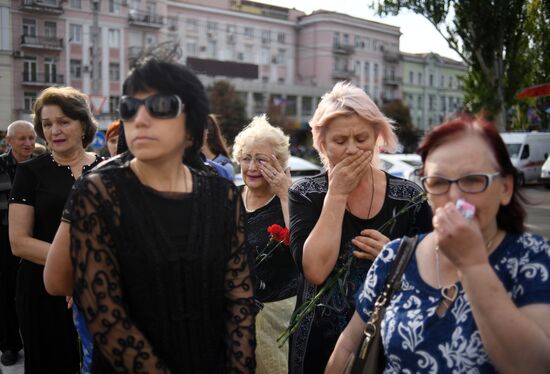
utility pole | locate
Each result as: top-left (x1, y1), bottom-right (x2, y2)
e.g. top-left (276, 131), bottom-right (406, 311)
top-left (91, 0), bottom-right (100, 97)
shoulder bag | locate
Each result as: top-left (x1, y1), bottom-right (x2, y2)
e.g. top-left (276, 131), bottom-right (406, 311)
top-left (348, 235), bottom-right (418, 374)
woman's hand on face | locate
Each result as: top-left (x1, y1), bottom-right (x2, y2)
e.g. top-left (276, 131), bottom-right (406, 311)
top-left (328, 150), bottom-right (372, 198)
top-left (351, 229), bottom-right (390, 261)
top-left (259, 155), bottom-right (292, 198)
top-left (433, 202), bottom-right (488, 270)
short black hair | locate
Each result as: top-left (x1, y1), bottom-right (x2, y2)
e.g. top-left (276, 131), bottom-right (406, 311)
top-left (122, 57), bottom-right (209, 170)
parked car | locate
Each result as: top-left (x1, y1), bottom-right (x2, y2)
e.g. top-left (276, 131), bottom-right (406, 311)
top-left (378, 153), bottom-right (422, 185)
top-left (234, 155), bottom-right (323, 186)
top-left (500, 132), bottom-right (550, 185)
top-left (541, 155), bottom-right (550, 189)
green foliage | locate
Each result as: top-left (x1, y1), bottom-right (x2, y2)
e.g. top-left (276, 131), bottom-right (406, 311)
top-left (375, 0), bottom-right (534, 130)
top-left (207, 81), bottom-right (248, 145)
top-left (381, 100), bottom-right (420, 153)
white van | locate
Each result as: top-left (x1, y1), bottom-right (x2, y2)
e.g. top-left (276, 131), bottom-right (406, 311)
top-left (541, 156), bottom-right (550, 188)
top-left (500, 132), bottom-right (550, 184)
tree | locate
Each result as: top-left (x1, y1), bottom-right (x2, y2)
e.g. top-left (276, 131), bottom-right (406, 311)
top-left (381, 100), bottom-right (420, 153)
top-left (375, 0), bottom-right (533, 131)
top-left (207, 81), bottom-right (248, 145)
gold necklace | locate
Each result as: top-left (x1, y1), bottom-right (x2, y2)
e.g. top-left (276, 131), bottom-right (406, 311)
top-left (434, 230), bottom-right (499, 303)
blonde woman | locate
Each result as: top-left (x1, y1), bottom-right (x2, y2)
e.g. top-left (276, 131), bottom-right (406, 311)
top-left (288, 82), bottom-right (432, 373)
top-left (233, 115), bottom-right (298, 374)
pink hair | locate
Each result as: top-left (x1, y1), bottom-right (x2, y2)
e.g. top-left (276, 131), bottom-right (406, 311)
top-left (310, 82), bottom-right (397, 167)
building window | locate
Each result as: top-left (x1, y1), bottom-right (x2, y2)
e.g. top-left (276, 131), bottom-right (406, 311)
top-left (286, 96), bottom-right (297, 115)
top-left (70, 60), bottom-right (82, 79)
top-left (253, 93), bottom-right (265, 114)
top-left (364, 61), bottom-right (370, 80)
top-left (44, 21), bottom-right (56, 38)
top-left (244, 27), bottom-right (254, 39)
top-left (186, 19), bottom-right (198, 33)
top-left (244, 44), bottom-right (253, 62)
top-left (354, 60), bottom-right (360, 76)
top-left (429, 95), bottom-right (434, 110)
top-left (440, 96), bottom-right (446, 111)
top-left (23, 59), bottom-right (37, 82)
top-left (409, 71), bottom-right (413, 84)
top-left (277, 32), bottom-right (286, 44)
top-left (44, 58), bottom-right (57, 83)
top-left (343, 33), bottom-right (349, 46)
top-left (418, 72), bottom-right (423, 85)
top-left (186, 41), bottom-right (196, 55)
top-left (302, 96), bottom-right (313, 116)
top-left (440, 75), bottom-right (444, 88)
top-left (207, 21), bottom-right (218, 33)
top-left (109, 96), bottom-right (120, 114)
top-left (69, 24), bottom-right (82, 43)
top-left (24, 92), bottom-right (37, 112)
top-left (417, 95), bottom-right (422, 108)
top-left (207, 39), bottom-right (217, 59)
top-left (109, 0), bottom-right (120, 13)
top-left (429, 74), bottom-right (434, 87)
top-left (261, 29), bottom-right (271, 44)
top-left (108, 29), bottom-right (120, 48)
top-left (449, 76), bottom-right (453, 89)
top-left (109, 63), bottom-right (120, 81)
top-left (276, 48), bottom-right (286, 64)
top-left (333, 32), bottom-right (340, 46)
top-left (69, 0), bottom-right (81, 8)
top-left (260, 47), bottom-right (269, 64)
top-left (23, 19), bottom-right (36, 37)
top-left (374, 63), bottom-right (379, 81)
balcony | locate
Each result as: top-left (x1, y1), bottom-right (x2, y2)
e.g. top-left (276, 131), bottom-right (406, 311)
top-left (383, 50), bottom-right (400, 63)
top-left (21, 35), bottom-right (63, 51)
top-left (20, 0), bottom-right (63, 14)
top-left (332, 43), bottom-right (355, 55)
top-left (383, 76), bottom-right (403, 86)
top-left (22, 72), bottom-right (64, 86)
top-left (332, 69), bottom-right (353, 80)
top-left (128, 11), bottom-right (164, 28)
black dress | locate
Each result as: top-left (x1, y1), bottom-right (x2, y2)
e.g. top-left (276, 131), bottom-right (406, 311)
top-left (8, 152), bottom-right (102, 374)
top-left (287, 172), bottom-right (433, 374)
top-left (66, 163), bottom-right (256, 373)
top-left (243, 193), bottom-right (298, 303)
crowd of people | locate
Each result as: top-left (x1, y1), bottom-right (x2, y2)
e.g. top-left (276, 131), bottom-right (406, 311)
top-left (0, 56), bottom-right (548, 374)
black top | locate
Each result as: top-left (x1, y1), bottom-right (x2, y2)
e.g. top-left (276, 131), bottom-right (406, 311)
top-left (243, 193), bottom-right (298, 303)
top-left (288, 171), bottom-right (433, 374)
top-left (9, 152), bottom-right (102, 243)
top-left (66, 163), bottom-right (256, 373)
top-left (0, 150), bottom-right (19, 226)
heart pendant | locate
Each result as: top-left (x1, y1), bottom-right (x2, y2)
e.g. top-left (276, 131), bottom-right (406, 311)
top-left (441, 284), bottom-right (458, 303)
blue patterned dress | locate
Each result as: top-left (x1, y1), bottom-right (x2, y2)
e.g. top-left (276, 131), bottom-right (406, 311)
top-left (356, 232), bottom-right (550, 373)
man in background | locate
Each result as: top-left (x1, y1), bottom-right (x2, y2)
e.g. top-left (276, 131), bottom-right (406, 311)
top-left (0, 121), bottom-right (36, 366)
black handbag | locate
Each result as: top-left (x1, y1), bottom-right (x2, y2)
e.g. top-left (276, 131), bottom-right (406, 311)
top-left (349, 235), bottom-right (418, 374)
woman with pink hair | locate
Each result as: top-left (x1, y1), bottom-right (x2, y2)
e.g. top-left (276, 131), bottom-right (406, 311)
top-left (288, 82), bottom-right (432, 373)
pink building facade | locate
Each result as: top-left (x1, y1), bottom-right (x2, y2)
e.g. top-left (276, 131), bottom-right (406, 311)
top-left (9, 0), bottom-right (402, 130)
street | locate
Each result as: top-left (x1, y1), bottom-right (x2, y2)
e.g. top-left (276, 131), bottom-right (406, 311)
top-left (0, 186), bottom-right (548, 373)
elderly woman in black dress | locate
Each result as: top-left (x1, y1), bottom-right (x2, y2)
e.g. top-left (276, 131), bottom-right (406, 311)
top-left (233, 114), bottom-right (298, 374)
top-left (9, 86), bottom-right (102, 373)
top-left (63, 57), bottom-right (256, 373)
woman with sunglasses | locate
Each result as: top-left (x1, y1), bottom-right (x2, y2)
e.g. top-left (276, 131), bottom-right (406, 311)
top-left (327, 114), bottom-right (550, 373)
top-left (61, 57), bottom-right (255, 373)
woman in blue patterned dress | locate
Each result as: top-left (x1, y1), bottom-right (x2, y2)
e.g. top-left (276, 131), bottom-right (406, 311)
top-left (327, 114), bottom-right (550, 373)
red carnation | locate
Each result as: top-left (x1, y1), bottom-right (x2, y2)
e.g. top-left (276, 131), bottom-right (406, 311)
top-left (267, 224), bottom-right (285, 242)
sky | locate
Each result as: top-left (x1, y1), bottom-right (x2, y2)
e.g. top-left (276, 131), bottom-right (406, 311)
top-left (260, 0), bottom-right (462, 61)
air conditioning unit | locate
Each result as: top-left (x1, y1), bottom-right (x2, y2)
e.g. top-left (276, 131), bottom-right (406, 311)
top-left (207, 32), bottom-right (214, 39)
top-left (168, 25), bottom-right (177, 31)
top-left (199, 46), bottom-right (206, 52)
top-left (13, 50), bottom-right (23, 58)
top-left (227, 34), bottom-right (235, 43)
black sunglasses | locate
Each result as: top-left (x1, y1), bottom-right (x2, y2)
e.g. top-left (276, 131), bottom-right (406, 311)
top-left (119, 94), bottom-right (185, 121)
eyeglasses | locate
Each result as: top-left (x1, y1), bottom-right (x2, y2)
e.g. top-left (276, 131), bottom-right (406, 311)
top-left (119, 94), bottom-right (185, 121)
top-left (240, 154), bottom-right (271, 166)
top-left (421, 172), bottom-right (501, 195)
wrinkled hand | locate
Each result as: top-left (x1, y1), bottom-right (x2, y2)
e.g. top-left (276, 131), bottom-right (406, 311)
top-left (260, 155), bottom-right (292, 198)
top-left (352, 229), bottom-right (390, 261)
top-left (433, 202), bottom-right (488, 270)
top-left (328, 151), bottom-right (372, 197)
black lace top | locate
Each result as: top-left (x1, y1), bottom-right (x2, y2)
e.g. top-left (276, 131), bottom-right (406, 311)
top-left (66, 163), bottom-right (256, 373)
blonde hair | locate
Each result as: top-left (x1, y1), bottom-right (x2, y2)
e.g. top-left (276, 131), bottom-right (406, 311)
top-left (232, 114), bottom-right (290, 168)
top-left (310, 82), bottom-right (397, 167)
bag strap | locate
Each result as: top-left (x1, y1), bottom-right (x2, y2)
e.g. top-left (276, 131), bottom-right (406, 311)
top-left (355, 235), bottom-right (418, 362)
